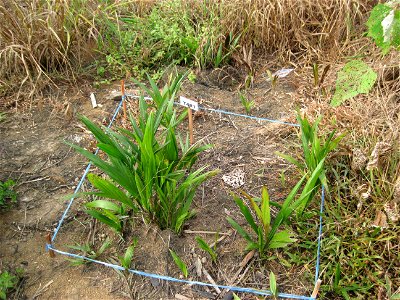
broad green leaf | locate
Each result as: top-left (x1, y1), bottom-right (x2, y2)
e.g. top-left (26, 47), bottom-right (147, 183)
top-left (79, 115), bottom-right (113, 145)
top-left (275, 152), bottom-right (304, 171)
top-left (232, 194), bottom-right (258, 235)
top-left (261, 186), bottom-right (270, 232)
top-left (196, 237), bottom-right (217, 262)
top-left (269, 230), bottom-right (296, 249)
top-left (122, 238), bottom-right (137, 269)
top-left (86, 209), bottom-right (122, 232)
top-left (331, 60), bottom-right (377, 107)
top-left (85, 200), bottom-right (121, 212)
top-left (87, 174), bottom-right (135, 208)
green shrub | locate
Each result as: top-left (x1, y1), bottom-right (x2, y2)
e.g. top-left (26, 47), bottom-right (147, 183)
top-left (0, 271), bottom-right (18, 300)
top-left (0, 179), bottom-right (17, 209)
top-left (97, 0), bottom-right (239, 79)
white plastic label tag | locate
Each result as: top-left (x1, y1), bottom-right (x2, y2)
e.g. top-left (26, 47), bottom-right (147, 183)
top-left (179, 96), bottom-right (199, 111)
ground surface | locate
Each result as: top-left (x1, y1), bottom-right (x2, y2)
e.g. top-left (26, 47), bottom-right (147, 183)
top-left (0, 69), bottom-right (321, 299)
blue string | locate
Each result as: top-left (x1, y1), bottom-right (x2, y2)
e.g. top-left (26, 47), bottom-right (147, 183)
top-left (314, 186), bottom-right (325, 284)
top-left (125, 94), bottom-right (300, 127)
top-left (51, 98), bottom-right (124, 243)
top-left (45, 245), bottom-right (315, 300)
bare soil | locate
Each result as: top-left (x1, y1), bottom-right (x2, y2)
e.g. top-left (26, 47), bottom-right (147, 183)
top-left (0, 69), bottom-right (320, 300)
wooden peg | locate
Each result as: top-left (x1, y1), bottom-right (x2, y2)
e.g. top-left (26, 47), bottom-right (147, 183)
top-left (121, 80), bottom-right (127, 121)
top-left (188, 108), bottom-right (194, 144)
top-left (46, 233), bottom-right (55, 258)
top-left (311, 279), bottom-right (322, 298)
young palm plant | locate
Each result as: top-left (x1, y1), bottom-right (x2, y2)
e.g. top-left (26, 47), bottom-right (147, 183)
top-left (69, 76), bottom-right (218, 234)
top-left (276, 112), bottom-right (344, 216)
top-left (227, 160), bottom-right (325, 257)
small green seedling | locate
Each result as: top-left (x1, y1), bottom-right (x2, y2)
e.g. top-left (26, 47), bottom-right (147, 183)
top-left (169, 249), bottom-right (188, 278)
top-left (67, 238), bottom-right (111, 265)
top-left (195, 236), bottom-right (217, 263)
top-left (227, 186), bottom-right (296, 257)
top-left (276, 112), bottom-right (344, 215)
top-left (239, 92), bottom-right (254, 114)
top-left (233, 293), bottom-right (242, 300)
top-left (119, 238), bottom-right (138, 270)
top-left (266, 69), bottom-right (278, 89)
top-left (270, 271), bottom-right (278, 298)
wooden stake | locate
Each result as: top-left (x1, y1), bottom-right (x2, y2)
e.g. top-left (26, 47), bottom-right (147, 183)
top-left (311, 279), bottom-right (322, 298)
top-left (46, 233), bottom-right (55, 258)
top-left (121, 80), bottom-right (127, 121)
top-left (188, 108), bottom-right (194, 144)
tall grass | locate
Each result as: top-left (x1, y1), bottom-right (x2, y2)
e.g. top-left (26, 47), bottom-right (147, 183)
top-left (220, 0), bottom-right (371, 59)
top-left (0, 0), bottom-right (372, 100)
top-left (0, 0), bottom-right (97, 97)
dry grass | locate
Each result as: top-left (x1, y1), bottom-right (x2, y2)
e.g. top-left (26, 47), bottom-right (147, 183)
top-left (0, 0), bottom-right (102, 102)
top-left (0, 0), bottom-right (374, 103)
top-left (219, 0), bottom-right (373, 61)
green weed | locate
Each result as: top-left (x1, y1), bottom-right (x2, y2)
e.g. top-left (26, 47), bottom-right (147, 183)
top-left (239, 92), bottom-right (254, 114)
top-left (0, 269), bottom-right (23, 300)
top-left (119, 239), bottom-right (138, 270)
top-left (0, 179), bottom-right (17, 209)
top-left (269, 271), bottom-right (278, 298)
top-left (67, 238), bottom-right (111, 266)
top-left (366, 3), bottom-right (400, 54)
top-left (0, 271), bottom-right (16, 300)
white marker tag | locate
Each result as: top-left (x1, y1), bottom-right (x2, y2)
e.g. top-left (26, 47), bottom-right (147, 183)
top-left (90, 93), bottom-right (98, 108)
top-left (179, 96), bottom-right (199, 111)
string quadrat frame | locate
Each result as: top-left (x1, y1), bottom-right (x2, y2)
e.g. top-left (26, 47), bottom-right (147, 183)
top-left (47, 90), bottom-right (325, 300)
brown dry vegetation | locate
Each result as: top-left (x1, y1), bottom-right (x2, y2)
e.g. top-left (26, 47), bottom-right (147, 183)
top-left (1, 0), bottom-right (373, 101)
top-left (1, 0), bottom-right (399, 299)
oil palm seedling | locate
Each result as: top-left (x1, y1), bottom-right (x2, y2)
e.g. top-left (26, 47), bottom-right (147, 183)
top-left (227, 161), bottom-right (324, 257)
top-left (69, 75), bottom-right (219, 234)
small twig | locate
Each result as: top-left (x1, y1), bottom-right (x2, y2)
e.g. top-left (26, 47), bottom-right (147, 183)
top-left (228, 115), bottom-right (238, 130)
top-left (17, 176), bottom-right (50, 186)
top-left (203, 267), bottom-right (221, 294)
top-left (31, 280), bottom-right (54, 299)
top-left (209, 230), bottom-right (232, 249)
top-left (311, 279), bottom-right (322, 298)
top-left (48, 184), bottom-right (72, 192)
top-left (19, 205), bottom-right (27, 239)
top-left (218, 250), bottom-right (256, 299)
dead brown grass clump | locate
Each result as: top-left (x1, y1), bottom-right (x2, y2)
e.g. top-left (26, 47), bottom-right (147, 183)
top-left (0, 0), bottom-right (104, 102)
top-left (220, 0), bottom-right (374, 61)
